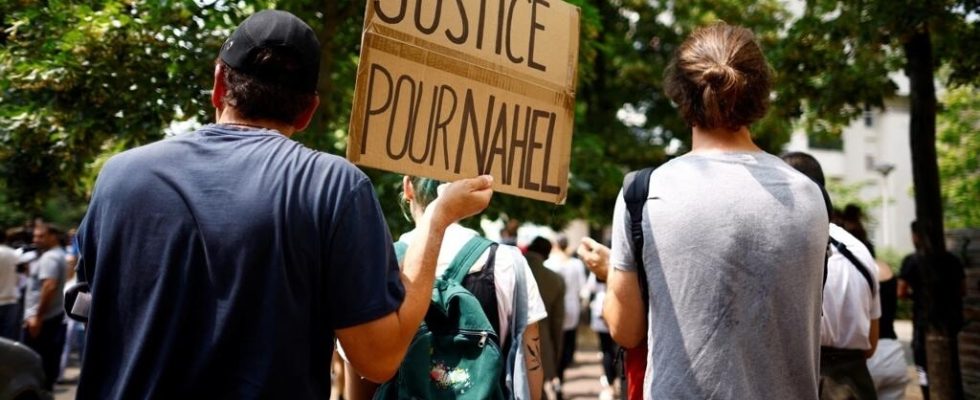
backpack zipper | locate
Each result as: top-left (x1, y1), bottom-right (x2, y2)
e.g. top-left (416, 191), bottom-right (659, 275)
top-left (457, 329), bottom-right (496, 348)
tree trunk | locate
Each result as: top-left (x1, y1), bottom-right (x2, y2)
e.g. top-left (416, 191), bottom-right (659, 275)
top-left (904, 26), bottom-right (964, 400)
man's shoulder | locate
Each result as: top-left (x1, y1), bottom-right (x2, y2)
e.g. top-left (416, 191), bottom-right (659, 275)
top-left (37, 248), bottom-right (66, 276)
top-left (99, 136), bottom-right (190, 177)
top-left (41, 248), bottom-right (66, 262)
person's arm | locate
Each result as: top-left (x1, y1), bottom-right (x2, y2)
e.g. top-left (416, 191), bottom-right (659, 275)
top-left (865, 319), bottom-right (879, 358)
top-left (25, 277), bottom-right (58, 337)
top-left (577, 237), bottom-right (609, 281)
top-left (604, 267), bottom-right (647, 348)
top-left (344, 361), bottom-right (380, 400)
top-left (524, 322), bottom-right (543, 400)
top-left (337, 176), bottom-right (493, 383)
top-left (578, 237), bottom-right (647, 348)
top-left (897, 278), bottom-right (910, 299)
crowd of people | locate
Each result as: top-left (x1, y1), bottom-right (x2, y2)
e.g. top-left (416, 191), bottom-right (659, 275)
top-left (2, 9), bottom-right (967, 400)
top-left (0, 222), bottom-right (85, 390)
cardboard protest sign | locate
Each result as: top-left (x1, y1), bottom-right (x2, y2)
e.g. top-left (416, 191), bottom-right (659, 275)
top-left (347, 0), bottom-right (580, 204)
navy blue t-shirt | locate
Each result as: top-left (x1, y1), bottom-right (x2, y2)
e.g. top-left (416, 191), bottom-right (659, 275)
top-left (75, 124), bottom-right (405, 399)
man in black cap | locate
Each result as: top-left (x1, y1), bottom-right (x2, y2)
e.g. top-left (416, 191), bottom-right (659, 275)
top-left (75, 10), bottom-right (493, 398)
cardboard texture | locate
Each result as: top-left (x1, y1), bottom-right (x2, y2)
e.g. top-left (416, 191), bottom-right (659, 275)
top-left (348, 0), bottom-right (580, 204)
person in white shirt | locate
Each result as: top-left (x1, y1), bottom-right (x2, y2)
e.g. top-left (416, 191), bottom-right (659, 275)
top-left (782, 152), bottom-right (880, 400)
top-left (344, 176), bottom-right (548, 400)
top-left (544, 235), bottom-right (587, 399)
top-left (0, 232), bottom-right (20, 341)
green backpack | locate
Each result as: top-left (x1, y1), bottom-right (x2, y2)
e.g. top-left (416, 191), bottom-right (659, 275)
top-left (375, 236), bottom-right (506, 399)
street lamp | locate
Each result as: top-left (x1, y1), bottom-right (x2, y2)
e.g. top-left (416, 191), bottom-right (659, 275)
top-left (873, 163), bottom-right (896, 247)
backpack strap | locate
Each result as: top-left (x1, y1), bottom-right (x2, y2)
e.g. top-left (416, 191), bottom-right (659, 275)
top-left (623, 167), bottom-right (656, 307)
top-left (443, 236), bottom-right (495, 284)
top-left (505, 249), bottom-right (531, 400)
top-left (829, 237), bottom-right (876, 295)
top-left (394, 237), bottom-right (495, 285)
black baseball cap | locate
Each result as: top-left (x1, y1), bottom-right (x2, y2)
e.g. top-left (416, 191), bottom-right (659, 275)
top-left (219, 10), bottom-right (321, 93)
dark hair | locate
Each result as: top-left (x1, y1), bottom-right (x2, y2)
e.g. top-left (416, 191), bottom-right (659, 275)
top-left (834, 204), bottom-right (875, 257)
top-left (910, 220), bottom-right (932, 252)
top-left (555, 234), bottom-right (568, 253)
top-left (780, 152), bottom-right (826, 186)
top-left (780, 151), bottom-right (832, 218)
top-left (219, 47), bottom-right (317, 124)
top-left (400, 176), bottom-right (442, 221)
top-left (34, 221), bottom-right (62, 237)
top-left (664, 23), bottom-right (771, 131)
top-left (527, 237), bottom-right (552, 259)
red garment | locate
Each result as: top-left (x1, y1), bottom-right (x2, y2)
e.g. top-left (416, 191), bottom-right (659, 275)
top-left (625, 344), bottom-right (647, 400)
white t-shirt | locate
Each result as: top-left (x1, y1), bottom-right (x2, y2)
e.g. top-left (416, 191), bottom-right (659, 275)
top-left (399, 224), bottom-right (548, 344)
top-left (0, 245), bottom-right (18, 305)
top-left (584, 273), bottom-right (609, 333)
top-left (821, 223), bottom-right (882, 350)
top-left (545, 255), bottom-right (587, 331)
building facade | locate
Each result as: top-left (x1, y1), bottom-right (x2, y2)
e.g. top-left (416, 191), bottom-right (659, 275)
top-left (785, 91), bottom-right (916, 256)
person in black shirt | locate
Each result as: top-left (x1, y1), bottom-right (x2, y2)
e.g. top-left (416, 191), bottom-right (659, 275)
top-left (898, 220), bottom-right (966, 400)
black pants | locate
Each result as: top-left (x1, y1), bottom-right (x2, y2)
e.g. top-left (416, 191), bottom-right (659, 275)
top-left (22, 314), bottom-right (66, 390)
top-left (0, 303), bottom-right (19, 341)
top-left (598, 332), bottom-right (619, 383)
top-left (819, 347), bottom-right (877, 400)
top-left (557, 329), bottom-right (577, 381)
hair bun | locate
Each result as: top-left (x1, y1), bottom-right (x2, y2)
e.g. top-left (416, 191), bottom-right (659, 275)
top-left (702, 64), bottom-right (739, 92)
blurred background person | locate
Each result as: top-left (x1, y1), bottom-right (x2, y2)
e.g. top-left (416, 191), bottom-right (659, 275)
top-left (23, 221), bottom-right (68, 390)
top-left (898, 220), bottom-right (966, 400)
top-left (526, 236), bottom-right (565, 400)
top-left (832, 204), bottom-right (909, 400)
top-left (578, 237), bottom-right (618, 400)
top-left (545, 234), bottom-right (588, 400)
top-left (59, 227), bottom-right (85, 383)
top-left (782, 152), bottom-right (880, 400)
top-left (0, 230), bottom-right (19, 340)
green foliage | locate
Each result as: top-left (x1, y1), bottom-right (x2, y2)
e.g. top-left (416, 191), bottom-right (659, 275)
top-left (937, 85), bottom-right (980, 229)
top-left (775, 1), bottom-right (902, 140)
top-left (777, 0), bottom-right (978, 145)
top-left (826, 179), bottom-right (883, 213)
top-left (6, 0), bottom-right (973, 237)
top-left (0, 0), bottom-right (252, 217)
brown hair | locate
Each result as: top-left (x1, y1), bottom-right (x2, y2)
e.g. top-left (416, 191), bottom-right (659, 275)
top-left (664, 23), bottom-right (771, 131)
top-left (219, 47), bottom-right (317, 125)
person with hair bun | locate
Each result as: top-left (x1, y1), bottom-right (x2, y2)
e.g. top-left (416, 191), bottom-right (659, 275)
top-left (588, 23), bottom-right (829, 399)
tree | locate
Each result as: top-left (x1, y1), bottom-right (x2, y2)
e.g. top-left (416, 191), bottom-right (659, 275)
top-left (0, 0), bottom-right (251, 216)
top-left (780, 1), bottom-right (979, 397)
top-left (2, 0), bottom-right (799, 235)
top-left (937, 84), bottom-right (980, 230)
